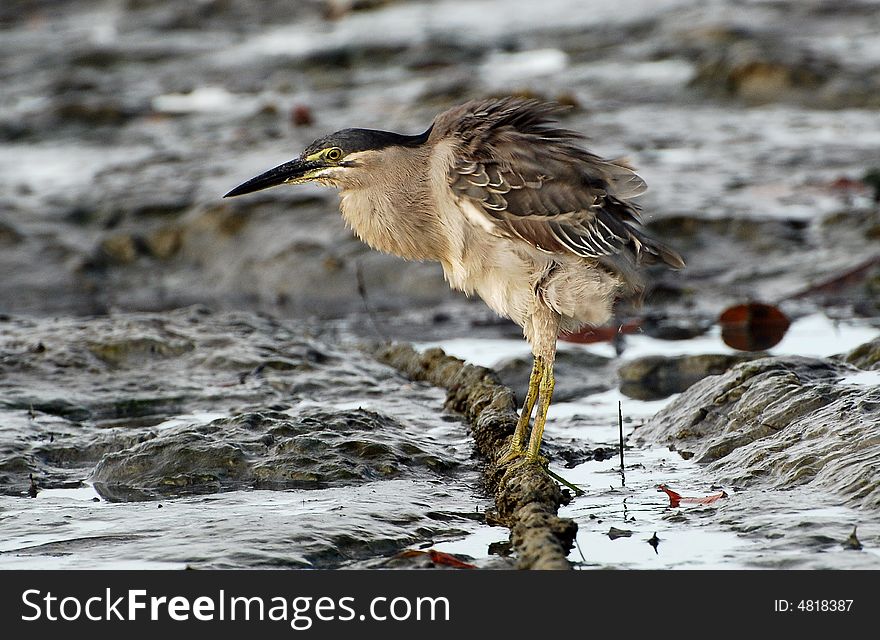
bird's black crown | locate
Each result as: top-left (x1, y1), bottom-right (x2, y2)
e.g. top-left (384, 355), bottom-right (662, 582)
top-left (303, 126), bottom-right (432, 157)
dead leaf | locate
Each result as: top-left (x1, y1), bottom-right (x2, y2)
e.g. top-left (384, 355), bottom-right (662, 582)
top-left (427, 550), bottom-right (477, 569)
top-left (394, 549), bottom-right (476, 569)
top-left (657, 484), bottom-right (727, 508)
top-left (719, 303), bottom-right (790, 351)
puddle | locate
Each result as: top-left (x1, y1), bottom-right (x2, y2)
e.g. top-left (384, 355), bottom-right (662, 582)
top-left (555, 449), bottom-right (754, 569)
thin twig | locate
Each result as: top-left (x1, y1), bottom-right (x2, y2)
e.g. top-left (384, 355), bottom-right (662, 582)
top-left (354, 259), bottom-right (386, 342)
top-left (618, 400), bottom-right (626, 486)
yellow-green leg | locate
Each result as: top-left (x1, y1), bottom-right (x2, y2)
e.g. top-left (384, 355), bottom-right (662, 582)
top-left (526, 360), bottom-right (555, 461)
top-left (500, 356), bottom-right (543, 463)
top-left (523, 360), bottom-right (583, 495)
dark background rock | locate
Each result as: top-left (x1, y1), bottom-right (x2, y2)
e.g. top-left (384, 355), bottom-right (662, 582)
top-left (842, 336), bottom-right (880, 371)
top-left (618, 352), bottom-right (763, 400)
top-left (92, 408), bottom-right (459, 500)
top-left (494, 350), bottom-right (616, 405)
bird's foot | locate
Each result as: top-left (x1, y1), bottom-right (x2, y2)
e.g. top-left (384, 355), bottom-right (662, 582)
top-left (501, 450), bottom-right (583, 495)
top-left (499, 446), bottom-right (548, 468)
top-left (524, 451), bottom-right (548, 467)
top-left (498, 440), bottom-right (527, 466)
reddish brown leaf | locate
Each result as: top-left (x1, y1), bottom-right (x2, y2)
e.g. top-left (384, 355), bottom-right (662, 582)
top-left (395, 549), bottom-right (476, 569)
top-left (427, 550), bottom-right (477, 569)
top-left (657, 484), bottom-right (682, 507)
top-left (657, 484), bottom-right (727, 508)
top-left (827, 176), bottom-right (869, 194)
top-left (291, 104), bottom-right (314, 127)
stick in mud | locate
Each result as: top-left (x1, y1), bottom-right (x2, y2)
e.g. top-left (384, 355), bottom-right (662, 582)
top-left (618, 400), bottom-right (625, 486)
top-left (354, 260), bottom-right (386, 342)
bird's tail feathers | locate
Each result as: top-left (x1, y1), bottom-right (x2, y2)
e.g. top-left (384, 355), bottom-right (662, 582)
top-left (630, 227), bottom-right (686, 270)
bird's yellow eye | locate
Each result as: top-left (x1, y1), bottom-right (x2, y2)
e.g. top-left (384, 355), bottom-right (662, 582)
top-left (324, 147), bottom-right (343, 162)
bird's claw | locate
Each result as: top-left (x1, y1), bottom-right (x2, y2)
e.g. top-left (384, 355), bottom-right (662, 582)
top-left (498, 442), bottom-right (525, 466)
top-left (531, 453), bottom-right (549, 467)
top-left (498, 442), bottom-right (547, 468)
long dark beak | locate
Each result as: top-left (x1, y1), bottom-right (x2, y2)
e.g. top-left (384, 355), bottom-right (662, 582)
top-left (223, 157), bottom-right (319, 198)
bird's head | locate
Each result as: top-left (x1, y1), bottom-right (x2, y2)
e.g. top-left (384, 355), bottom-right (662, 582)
top-left (224, 126), bottom-right (432, 198)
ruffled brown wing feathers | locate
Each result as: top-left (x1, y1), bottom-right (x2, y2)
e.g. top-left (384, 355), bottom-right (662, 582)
top-left (440, 98), bottom-right (685, 286)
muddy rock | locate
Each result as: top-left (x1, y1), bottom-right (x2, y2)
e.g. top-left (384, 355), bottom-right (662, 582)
top-left (144, 225), bottom-right (184, 260)
top-left (0, 220), bottom-right (23, 246)
top-left (684, 24), bottom-right (880, 109)
top-left (636, 343), bottom-right (880, 509)
top-left (0, 308), bottom-right (468, 498)
top-left (92, 408), bottom-right (458, 500)
top-left (687, 28), bottom-right (838, 105)
top-left (637, 313), bottom-right (713, 341)
top-left (98, 233), bottom-right (141, 265)
top-left (842, 336), bottom-right (880, 371)
top-left (618, 352), bottom-right (763, 400)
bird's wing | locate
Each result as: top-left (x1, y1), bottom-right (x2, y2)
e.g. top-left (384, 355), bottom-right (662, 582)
top-left (441, 98), bottom-right (684, 271)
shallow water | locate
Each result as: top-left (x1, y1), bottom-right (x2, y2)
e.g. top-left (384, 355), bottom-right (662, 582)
top-left (419, 312), bottom-right (880, 569)
top-left (0, 310), bottom-right (494, 569)
top-left (425, 313), bottom-right (878, 362)
top-left (0, 309), bottom-right (876, 569)
top-left (1, 478), bottom-right (492, 569)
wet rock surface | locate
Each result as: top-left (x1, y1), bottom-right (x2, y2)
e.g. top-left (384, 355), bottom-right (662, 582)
top-left (0, 309), bottom-right (497, 568)
top-left (92, 408), bottom-right (458, 501)
top-left (842, 336), bottom-right (880, 371)
top-left (636, 343), bottom-right (880, 509)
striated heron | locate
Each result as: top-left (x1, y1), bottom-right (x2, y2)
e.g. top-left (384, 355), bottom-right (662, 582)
top-left (225, 97), bottom-right (684, 465)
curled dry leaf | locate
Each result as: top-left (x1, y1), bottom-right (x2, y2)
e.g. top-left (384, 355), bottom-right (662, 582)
top-left (396, 549), bottom-right (477, 569)
top-left (657, 484), bottom-right (727, 508)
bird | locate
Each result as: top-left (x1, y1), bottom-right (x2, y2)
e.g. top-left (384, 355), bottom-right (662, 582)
top-left (225, 97), bottom-right (684, 465)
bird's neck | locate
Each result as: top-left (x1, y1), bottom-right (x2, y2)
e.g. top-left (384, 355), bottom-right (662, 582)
top-left (336, 146), bottom-right (451, 262)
